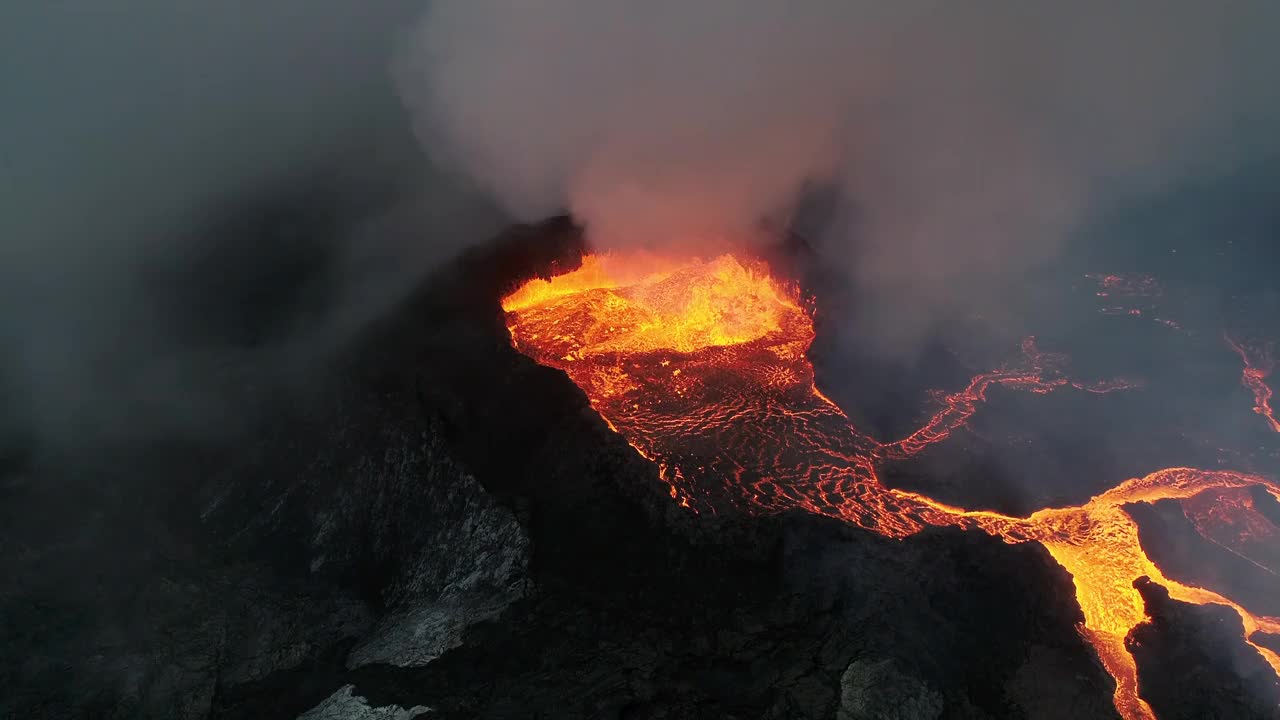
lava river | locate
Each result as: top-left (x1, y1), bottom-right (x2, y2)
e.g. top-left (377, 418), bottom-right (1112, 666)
top-left (502, 252), bottom-right (1280, 720)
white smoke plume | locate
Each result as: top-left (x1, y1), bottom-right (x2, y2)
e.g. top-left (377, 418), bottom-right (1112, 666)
top-left (399, 0), bottom-right (1280, 349)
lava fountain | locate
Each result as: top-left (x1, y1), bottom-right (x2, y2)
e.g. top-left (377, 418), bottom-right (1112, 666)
top-left (502, 251), bottom-right (1280, 720)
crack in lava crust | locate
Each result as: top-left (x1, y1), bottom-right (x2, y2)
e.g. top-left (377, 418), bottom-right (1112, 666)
top-left (1228, 335), bottom-right (1280, 434)
top-left (503, 252), bottom-right (1280, 720)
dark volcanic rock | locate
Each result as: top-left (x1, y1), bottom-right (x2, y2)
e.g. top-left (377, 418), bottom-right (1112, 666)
top-left (200, 399), bottom-right (530, 674)
top-left (1252, 485), bottom-right (1280, 527)
top-left (299, 684), bottom-right (430, 720)
top-left (330, 517), bottom-right (1117, 720)
top-left (0, 465), bottom-right (371, 720)
top-left (1128, 577), bottom-right (1280, 720)
top-left (837, 658), bottom-right (943, 720)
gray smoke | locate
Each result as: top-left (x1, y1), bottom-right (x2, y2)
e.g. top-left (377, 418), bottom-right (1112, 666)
top-left (5, 2), bottom-right (1278, 457)
top-left (399, 0), bottom-right (1280, 351)
top-left (0, 2), bottom-right (503, 458)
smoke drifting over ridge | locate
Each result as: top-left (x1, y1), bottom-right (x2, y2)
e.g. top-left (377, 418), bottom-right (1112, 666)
top-left (401, 0), bottom-right (1280, 348)
top-left (4, 2), bottom-right (1278, 457)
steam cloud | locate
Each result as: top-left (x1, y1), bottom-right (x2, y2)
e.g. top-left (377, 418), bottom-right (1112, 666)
top-left (400, 0), bottom-right (1280, 349)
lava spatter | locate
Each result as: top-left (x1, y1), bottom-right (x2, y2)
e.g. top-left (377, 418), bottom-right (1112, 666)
top-left (504, 252), bottom-right (1280, 720)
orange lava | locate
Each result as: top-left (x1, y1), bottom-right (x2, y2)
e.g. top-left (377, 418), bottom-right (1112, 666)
top-left (1227, 336), bottom-right (1280, 434)
top-left (504, 253), bottom-right (1280, 720)
top-left (1182, 486), bottom-right (1280, 582)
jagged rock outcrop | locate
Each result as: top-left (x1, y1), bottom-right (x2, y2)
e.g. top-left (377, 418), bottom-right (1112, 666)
top-left (299, 685), bottom-right (430, 720)
top-left (343, 462), bottom-right (529, 669)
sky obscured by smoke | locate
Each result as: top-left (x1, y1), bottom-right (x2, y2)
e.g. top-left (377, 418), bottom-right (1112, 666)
top-left (0, 2), bottom-right (508, 456)
top-left (402, 0), bottom-right (1280, 349)
top-left (4, 2), bottom-right (1279, 456)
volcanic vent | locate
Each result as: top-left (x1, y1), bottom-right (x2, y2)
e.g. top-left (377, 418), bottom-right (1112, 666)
top-left (502, 249), bottom-right (1280, 720)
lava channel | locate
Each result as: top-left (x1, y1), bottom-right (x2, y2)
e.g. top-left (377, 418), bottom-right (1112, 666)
top-left (503, 251), bottom-right (1280, 720)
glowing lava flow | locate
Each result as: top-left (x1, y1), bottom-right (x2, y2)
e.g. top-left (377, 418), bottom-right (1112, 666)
top-left (1227, 336), bottom-right (1280, 434)
top-left (503, 253), bottom-right (1280, 720)
top-left (875, 337), bottom-right (1140, 462)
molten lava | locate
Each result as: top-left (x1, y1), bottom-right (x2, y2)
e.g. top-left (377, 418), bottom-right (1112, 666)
top-left (504, 252), bottom-right (1280, 720)
top-left (1227, 336), bottom-right (1280, 434)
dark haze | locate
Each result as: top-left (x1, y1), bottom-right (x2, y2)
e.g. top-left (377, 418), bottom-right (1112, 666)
top-left (0, 2), bottom-right (503, 458)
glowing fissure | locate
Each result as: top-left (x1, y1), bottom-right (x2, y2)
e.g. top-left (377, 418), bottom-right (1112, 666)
top-left (503, 253), bottom-right (1280, 720)
top-left (1227, 335), bottom-right (1280, 434)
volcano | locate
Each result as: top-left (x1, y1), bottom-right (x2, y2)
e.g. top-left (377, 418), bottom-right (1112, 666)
top-left (6, 217), bottom-right (1280, 720)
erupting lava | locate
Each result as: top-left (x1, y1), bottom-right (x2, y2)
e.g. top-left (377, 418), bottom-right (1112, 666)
top-left (503, 252), bottom-right (1280, 720)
